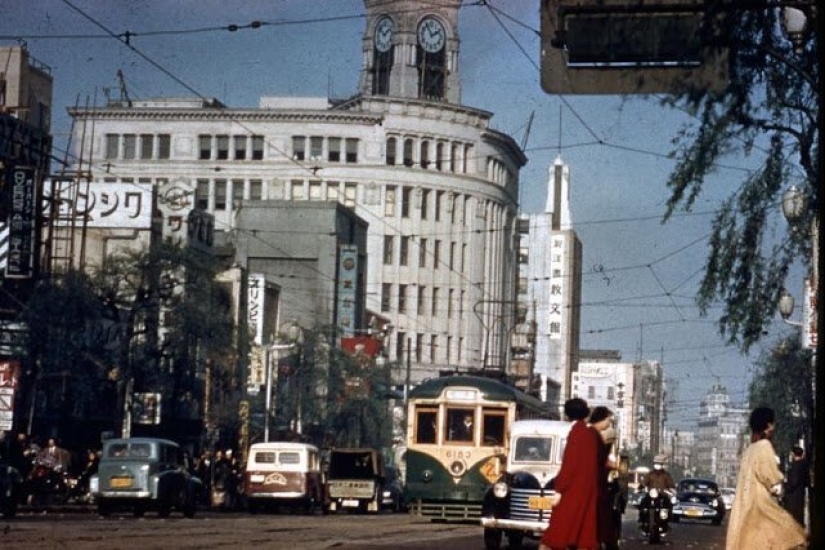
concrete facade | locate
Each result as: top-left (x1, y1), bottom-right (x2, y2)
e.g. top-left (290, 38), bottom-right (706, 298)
top-left (66, 0), bottom-right (526, 390)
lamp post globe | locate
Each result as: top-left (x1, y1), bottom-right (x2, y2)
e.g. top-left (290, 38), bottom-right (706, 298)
top-left (778, 289), bottom-right (796, 320)
top-left (781, 185), bottom-right (808, 224)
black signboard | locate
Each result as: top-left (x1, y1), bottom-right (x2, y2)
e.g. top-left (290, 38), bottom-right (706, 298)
top-left (4, 166), bottom-right (36, 278)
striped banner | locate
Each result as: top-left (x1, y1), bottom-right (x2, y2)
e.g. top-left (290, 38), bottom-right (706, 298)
top-left (0, 222), bottom-right (7, 273)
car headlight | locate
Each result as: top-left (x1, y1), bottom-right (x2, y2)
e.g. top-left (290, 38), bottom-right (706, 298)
top-left (711, 499), bottom-right (719, 507)
top-left (649, 488), bottom-right (659, 499)
top-left (89, 475), bottom-right (99, 494)
top-left (659, 509), bottom-right (669, 520)
top-left (421, 469), bottom-right (433, 482)
top-left (492, 482), bottom-right (509, 499)
top-left (671, 496), bottom-right (678, 505)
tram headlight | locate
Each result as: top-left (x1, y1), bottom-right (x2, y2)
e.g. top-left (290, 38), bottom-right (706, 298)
top-left (649, 488), bottom-right (659, 499)
top-left (422, 469), bottom-right (433, 482)
top-left (493, 482), bottom-right (509, 499)
top-left (449, 461), bottom-right (466, 477)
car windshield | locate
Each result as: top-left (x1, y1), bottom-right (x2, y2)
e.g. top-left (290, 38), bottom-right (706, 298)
top-left (513, 436), bottom-right (553, 462)
top-left (105, 442), bottom-right (153, 459)
top-left (679, 481), bottom-right (718, 495)
top-left (329, 452), bottom-right (378, 479)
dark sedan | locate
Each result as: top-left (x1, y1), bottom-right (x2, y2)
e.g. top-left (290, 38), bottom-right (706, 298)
top-left (671, 478), bottom-right (725, 525)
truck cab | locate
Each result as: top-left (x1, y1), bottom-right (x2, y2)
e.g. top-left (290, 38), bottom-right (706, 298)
top-left (480, 420), bottom-right (572, 549)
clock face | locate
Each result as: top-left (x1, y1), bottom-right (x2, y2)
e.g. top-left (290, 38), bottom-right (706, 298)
top-left (418, 17), bottom-right (445, 53)
top-left (375, 17), bottom-right (394, 52)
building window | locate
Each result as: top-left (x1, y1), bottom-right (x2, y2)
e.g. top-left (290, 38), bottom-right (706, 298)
top-left (436, 142), bottom-right (445, 171)
top-left (251, 136), bottom-right (264, 160)
top-left (396, 331), bottom-right (406, 360)
top-left (420, 141), bottom-right (430, 169)
top-left (290, 180), bottom-right (305, 200)
top-left (421, 189), bottom-right (429, 220)
top-left (400, 236), bottom-right (409, 266)
top-left (432, 287), bottom-right (439, 316)
top-left (457, 337), bottom-right (463, 362)
top-left (435, 191), bottom-right (444, 221)
top-left (386, 137), bottom-right (397, 165)
top-left (105, 134), bottom-right (118, 159)
top-left (461, 244), bottom-right (467, 272)
top-left (381, 283), bottom-right (392, 313)
top-left (214, 180), bottom-right (227, 210)
top-left (415, 334), bottom-right (424, 363)
top-left (158, 134), bottom-right (171, 159)
top-left (403, 138), bottom-right (414, 167)
top-left (345, 138), bottom-right (358, 163)
top-left (196, 179), bottom-right (209, 210)
top-left (123, 134), bottom-right (136, 159)
top-left (588, 386), bottom-right (595, 399)
top-left (383, 235), bottom-right (394, 265)
top-left (309, 180), bottom-right (323, 200)
top-left (292, 136), bottom-right (306, 160)
top-left (451, 143), bottom-right (460, 172)
top-left (327, 181), bottom-right (339, 201)
top-left (518, 277), bottom-right (528, 295)
top-left (199, 135), bottom-right (212, 160)
top-left (449, 242), bottom-right (456, 270)
top-left (328, 137), bottom-right (341, 162)
top-left (419, 238), bottom-right (427, 268)
top-left (433, 240), bottom-right (441, 268)
top-left (385, 186), bottom-right (396, 217)
top-left (232, 179), bottom-right (244, 204)
top-left (310, 136), bottom-right (323, 160)
top-left (460, 291), bottom-right (465, 319)
top-left (401, 187), bottom-right (412, 218)
top-left (140, 134), bottom-right (153, 159)
top-left (398, 284), bottom-right (407, 313)
top-left (430, 335), bottom-right (437, 363)
top-left (344, 183), bottom-right (357, 207)
top-left (417, 287), bottom-right (426, 315)
top-left (446, 336), bottom-right (452, 364)
top-left (249, 179), bottom-right (262, 200)
top-left (216, 135), bottom-right (229, 160)
top-left (448, 289), bottom-right (454, 318)
top-left (234, 135), bottom-right (247, 160)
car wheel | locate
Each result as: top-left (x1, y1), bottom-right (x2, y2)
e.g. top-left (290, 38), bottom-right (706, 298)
top-left (506, 532), bottom-right (524, 549)
top-left (132, 506), bottom-right (145, 518)
top-left (97, 498), bottom-right (112, 517)
top-left (484, 528), bottom-right (503, 550)
top-left (157, 493), bottom-right (172, 518)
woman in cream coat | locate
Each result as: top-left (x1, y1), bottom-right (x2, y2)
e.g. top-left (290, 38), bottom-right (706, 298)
top-left (726, 407), bottom-right (806, 549)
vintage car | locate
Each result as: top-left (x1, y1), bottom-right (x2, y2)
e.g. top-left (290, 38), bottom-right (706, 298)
top-left (91, 437), bottom-right (202, 518)
top-left (243, 441), bottom-right (325, 514)
top-left (671, 478), bottom-right (726, 525)
top-left (480, 420), bottom-right (572, 550)
top-left (0, 459), bottom-right (24, 518)
top-left (326, 448), bottom-right (394, 513)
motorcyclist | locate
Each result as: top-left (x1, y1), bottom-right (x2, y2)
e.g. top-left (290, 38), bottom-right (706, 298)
top-left (638, 455), bottom-right (675, 529)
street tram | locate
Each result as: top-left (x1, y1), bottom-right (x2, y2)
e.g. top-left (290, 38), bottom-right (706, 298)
top-left (404, 374), bottom-right (553, 520)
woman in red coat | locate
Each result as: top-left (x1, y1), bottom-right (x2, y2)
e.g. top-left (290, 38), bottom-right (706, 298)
top-left (540, 398), bottom-right (601, 550)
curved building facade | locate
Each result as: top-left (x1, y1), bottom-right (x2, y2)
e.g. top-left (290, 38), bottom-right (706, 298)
top-left (68, 0), bottom-right (525, 385)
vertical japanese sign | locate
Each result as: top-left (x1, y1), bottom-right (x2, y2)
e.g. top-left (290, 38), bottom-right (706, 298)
top-left (0, 360), bottom-right (19, 431)
top-left (247, 274), bottom-right (266, 392)
top-left (336, 245), bottom-right (358, 337)
top-left (4, 166), bottom-right (36, 278)
top-left (803, 277), bottom-right (817, 350)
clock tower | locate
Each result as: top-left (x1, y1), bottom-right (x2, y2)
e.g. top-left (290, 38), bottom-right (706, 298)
top-left (360, 0), bottom-right (462, 104)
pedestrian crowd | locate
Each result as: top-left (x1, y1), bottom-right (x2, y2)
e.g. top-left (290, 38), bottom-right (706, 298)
top-left (537, 399), bottom-right (810, 550)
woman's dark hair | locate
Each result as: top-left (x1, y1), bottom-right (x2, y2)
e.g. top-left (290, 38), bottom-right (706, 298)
top-left (564, 398), bottom-right (590, 421)
top-left (589, 406), bottom-right (613, 424)
top-left (749, 406), bottom-right (775, 434)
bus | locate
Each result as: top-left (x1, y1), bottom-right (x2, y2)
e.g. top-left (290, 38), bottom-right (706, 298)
top-left (404, 374), bottom-right (554, 520)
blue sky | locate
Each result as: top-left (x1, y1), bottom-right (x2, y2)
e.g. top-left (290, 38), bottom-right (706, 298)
top-left (2, 0), bottom-right (803, 426)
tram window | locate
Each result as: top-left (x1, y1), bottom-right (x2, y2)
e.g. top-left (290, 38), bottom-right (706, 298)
top-left (415, 409), bottom-right (437, 444)
top-left (446, 408), bottom-right (475, 442)
top-left (482, 410), bottom-right (506, 446)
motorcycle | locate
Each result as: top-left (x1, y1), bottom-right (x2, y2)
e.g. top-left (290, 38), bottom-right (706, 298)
top-left (25, 460), bottom-right (70, 510)
top-left (637, 488), bottom-right (673, 544)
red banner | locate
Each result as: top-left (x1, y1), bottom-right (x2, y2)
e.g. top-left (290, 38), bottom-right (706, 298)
top-left (340, 336), bottom-right (382, 358)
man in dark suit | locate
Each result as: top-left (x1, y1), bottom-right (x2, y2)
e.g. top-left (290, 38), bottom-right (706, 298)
top-left (783, 446), bottom-right (809, 527)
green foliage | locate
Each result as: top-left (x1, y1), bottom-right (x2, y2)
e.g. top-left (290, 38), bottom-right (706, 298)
top-left (663, 8), bottom-right (818, 351)
top-left (748, 336), bottom-right (813, 456)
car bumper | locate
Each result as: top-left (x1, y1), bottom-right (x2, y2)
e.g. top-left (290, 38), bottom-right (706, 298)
top-left (480, 517), bottom-right (548, 534)
top-left (96, 491), bottom-right (152, 499)
top-left (673, 507), bottom-right (720, 519)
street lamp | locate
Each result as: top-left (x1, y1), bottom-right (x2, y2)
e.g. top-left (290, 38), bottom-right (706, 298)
top-left (778, 288), bottom-right (803, 328)
top-left (782, 7), bottom-right (811, 55)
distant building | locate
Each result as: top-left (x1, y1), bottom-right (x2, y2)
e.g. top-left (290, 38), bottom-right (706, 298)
top-left (516, 157), bottom-right (582, 409)
top-left (573, 350), bottom-right (633, 452)
top-left (694, 384), bottom-right (749, 486)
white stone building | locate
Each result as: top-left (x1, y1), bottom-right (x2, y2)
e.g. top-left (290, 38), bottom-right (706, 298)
top-left (516, 156), bottom-right (582, 407)
top-left (66, 0), bottom-right (526, 389)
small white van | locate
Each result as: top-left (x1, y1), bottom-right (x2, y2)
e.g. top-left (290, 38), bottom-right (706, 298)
top-left (243, 442), bottom-right (324, 513)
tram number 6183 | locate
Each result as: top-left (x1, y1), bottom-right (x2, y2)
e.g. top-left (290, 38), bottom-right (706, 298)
top-left (446, 450), bottom-right (472, 460)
